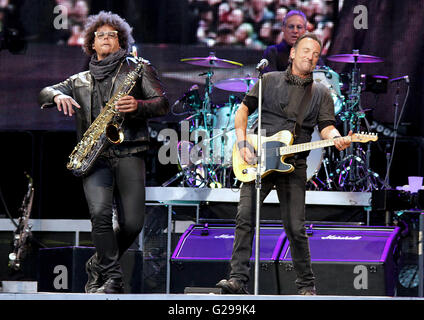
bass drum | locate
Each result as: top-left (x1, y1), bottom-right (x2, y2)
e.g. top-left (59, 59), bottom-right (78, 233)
top-left (307, 127), bottom-right (324, 181)
top-left (313, 66), bottom-right (344, 115)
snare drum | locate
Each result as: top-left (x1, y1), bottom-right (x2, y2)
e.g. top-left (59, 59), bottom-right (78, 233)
top-left (313, 66), bottom-right (344, 115)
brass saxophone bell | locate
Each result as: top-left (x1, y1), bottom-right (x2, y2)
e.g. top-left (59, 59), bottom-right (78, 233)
top-left (106, 123), bottom-right (124, 144)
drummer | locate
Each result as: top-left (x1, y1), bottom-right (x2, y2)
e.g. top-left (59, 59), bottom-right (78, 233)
top-left (262, 10), bottom-right (307, 73)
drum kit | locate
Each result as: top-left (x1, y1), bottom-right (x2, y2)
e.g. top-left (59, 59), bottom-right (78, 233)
top-left (163, 50), bottom-right (386, 191)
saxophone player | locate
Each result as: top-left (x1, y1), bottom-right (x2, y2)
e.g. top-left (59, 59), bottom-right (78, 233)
top-left (38, 11), bottom-right (169, 293)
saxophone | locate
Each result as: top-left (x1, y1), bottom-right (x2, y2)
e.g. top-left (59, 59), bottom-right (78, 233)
top-left (67, 58), bottom-right (144, 176)
top-left (9, 172), bottom-right (34, 270)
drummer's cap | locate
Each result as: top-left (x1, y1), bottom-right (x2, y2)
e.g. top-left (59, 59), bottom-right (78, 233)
top-left (282, 10), bottom-right (307, 27)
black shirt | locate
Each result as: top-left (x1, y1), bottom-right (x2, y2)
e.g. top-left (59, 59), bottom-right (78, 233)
top-left (262, 40), bottom-right (292, 73)
top-left (242, 70), bottom-right (335, 158)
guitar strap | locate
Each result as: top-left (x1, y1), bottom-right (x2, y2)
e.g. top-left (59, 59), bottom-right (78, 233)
top-left (293, 82), bottom-right (314, 139)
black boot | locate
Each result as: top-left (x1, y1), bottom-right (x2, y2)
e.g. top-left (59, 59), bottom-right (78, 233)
top-left (298, 286), bottom-right (317, 295)
top-left (96, 278), bottom-right (124, 294)
top-left (85, 254), bottom-right (104, 293)
top-left (216, 278), bottom-right (249, 294)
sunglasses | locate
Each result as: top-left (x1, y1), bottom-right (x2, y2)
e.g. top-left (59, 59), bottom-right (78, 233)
top-left (94, 31), bottom-right (118, 39)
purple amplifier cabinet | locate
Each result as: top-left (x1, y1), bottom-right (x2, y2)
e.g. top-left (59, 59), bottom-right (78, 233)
top-left (278, 225), bottom-right (400, 296)
top-left (171, 224), bottom-right (286, 294)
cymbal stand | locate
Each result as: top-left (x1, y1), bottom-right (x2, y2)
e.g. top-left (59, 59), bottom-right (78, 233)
top-left (187, 68), bottom-right (214, 187)
top-left (201, 68), bottom-right (214, 131)
top-left (322, 155), bottom-right (334, 190)
top-left (336, 50), bottom-right (381, 191)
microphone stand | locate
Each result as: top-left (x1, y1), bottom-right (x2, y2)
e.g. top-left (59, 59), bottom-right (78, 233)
top-left (383, 82), bottom-right (400, 189)
top-left (254, 69), bottom-right (264, 295)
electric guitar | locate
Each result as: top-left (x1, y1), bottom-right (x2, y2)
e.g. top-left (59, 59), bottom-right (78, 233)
top-left (232, 130), bottom-right (378, 183)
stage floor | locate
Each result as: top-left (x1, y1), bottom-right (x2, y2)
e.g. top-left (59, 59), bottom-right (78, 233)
top-left (0, 292), bottom-right (423, 301)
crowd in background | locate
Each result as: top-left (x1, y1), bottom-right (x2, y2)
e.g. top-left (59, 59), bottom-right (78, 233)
top-left (54, 0), bottom-right (89, 46)
top-left (1, 0), bottom-right (334, 53)
top-left (190, 0), bottom-right (335, 54)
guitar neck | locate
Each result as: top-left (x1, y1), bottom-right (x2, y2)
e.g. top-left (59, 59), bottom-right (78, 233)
top-left (281, 137), bottom-right (344, 155)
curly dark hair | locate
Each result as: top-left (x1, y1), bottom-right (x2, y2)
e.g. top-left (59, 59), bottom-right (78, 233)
top-left (82, 11), bottom-right (134, 56)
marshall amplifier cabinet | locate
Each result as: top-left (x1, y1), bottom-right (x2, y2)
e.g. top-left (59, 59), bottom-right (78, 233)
top-left (278, 225), bottom-right (400, 296)
top-left (170, 224), bottom-right (286, 294)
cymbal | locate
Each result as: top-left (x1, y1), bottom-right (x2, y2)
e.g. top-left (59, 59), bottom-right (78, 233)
top-left (214, 77), bottom-right (257, 92)
top-left (327, 53), bottom-right (383, 63)
top-left (181, 53), bottom-right (243, 69)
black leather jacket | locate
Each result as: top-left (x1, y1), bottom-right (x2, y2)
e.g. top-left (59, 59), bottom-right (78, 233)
top-left (38, 56), bottom-right (169, 155)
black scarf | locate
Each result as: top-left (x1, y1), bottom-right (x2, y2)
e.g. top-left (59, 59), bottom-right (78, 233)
top-left (89, 48), bottom-right (127, 81)
top-left (285, 63), bottom-right (313, 87)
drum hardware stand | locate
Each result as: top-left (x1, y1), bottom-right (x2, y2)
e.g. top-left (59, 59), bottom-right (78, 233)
top-left (331, 50), bottom-right (380, 191)
top-left (175, 53), bottom-right (247, 189)
top-left (161, 162), bottom-right (207, 188)
top-left (178, 66), bottom-right (215, 188)
top-left (322, 156), bottom-right (333, 190)
top-left (161, 169), bottom-right (188, 187)
top-left (199, 68), bottom-right (214, 131)
top-left (161, 171), bottom-right (183, 187)
top-left (343, 51), bottom-right (362, 189)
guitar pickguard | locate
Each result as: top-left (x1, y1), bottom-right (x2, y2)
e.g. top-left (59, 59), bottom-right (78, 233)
top-left (263, 140), bottom-right (293, 174)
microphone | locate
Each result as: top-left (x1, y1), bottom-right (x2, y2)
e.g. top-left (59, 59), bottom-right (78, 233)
top-left (389, 75), bottom-right (409, 84)
top-left (256, 59), bottom-right (269, 71)
top-left (172, 85), bottom-right (199, 107)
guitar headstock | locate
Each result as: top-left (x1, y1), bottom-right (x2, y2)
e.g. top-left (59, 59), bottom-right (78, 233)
top-left (351, 132), bottom-right (378, 143)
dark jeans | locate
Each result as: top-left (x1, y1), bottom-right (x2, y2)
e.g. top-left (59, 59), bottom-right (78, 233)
top-left (83, 154), bottom-right (146, 279)
top-left (230, 161), bottom-right (315, 290)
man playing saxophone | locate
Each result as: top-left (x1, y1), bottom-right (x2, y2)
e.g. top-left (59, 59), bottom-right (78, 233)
top-left (38, 11), bottom-right (169, 293)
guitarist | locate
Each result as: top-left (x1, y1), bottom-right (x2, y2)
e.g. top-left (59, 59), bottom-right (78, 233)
top-left (216, 33), bottom-right (351, 295)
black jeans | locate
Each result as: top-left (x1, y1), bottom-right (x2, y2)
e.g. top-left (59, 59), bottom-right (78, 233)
top-left (83, 154), bottom-right (146, 279)
top-left (230, 161), bottom-right (315, 290)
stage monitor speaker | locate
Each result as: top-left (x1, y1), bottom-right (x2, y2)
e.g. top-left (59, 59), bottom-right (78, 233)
top-left (37, 246), bottom-right (143, 293)
top-left (170, 224), bottom-right (286, 294)
top-left (278, 225), bottom-right (400, 296)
